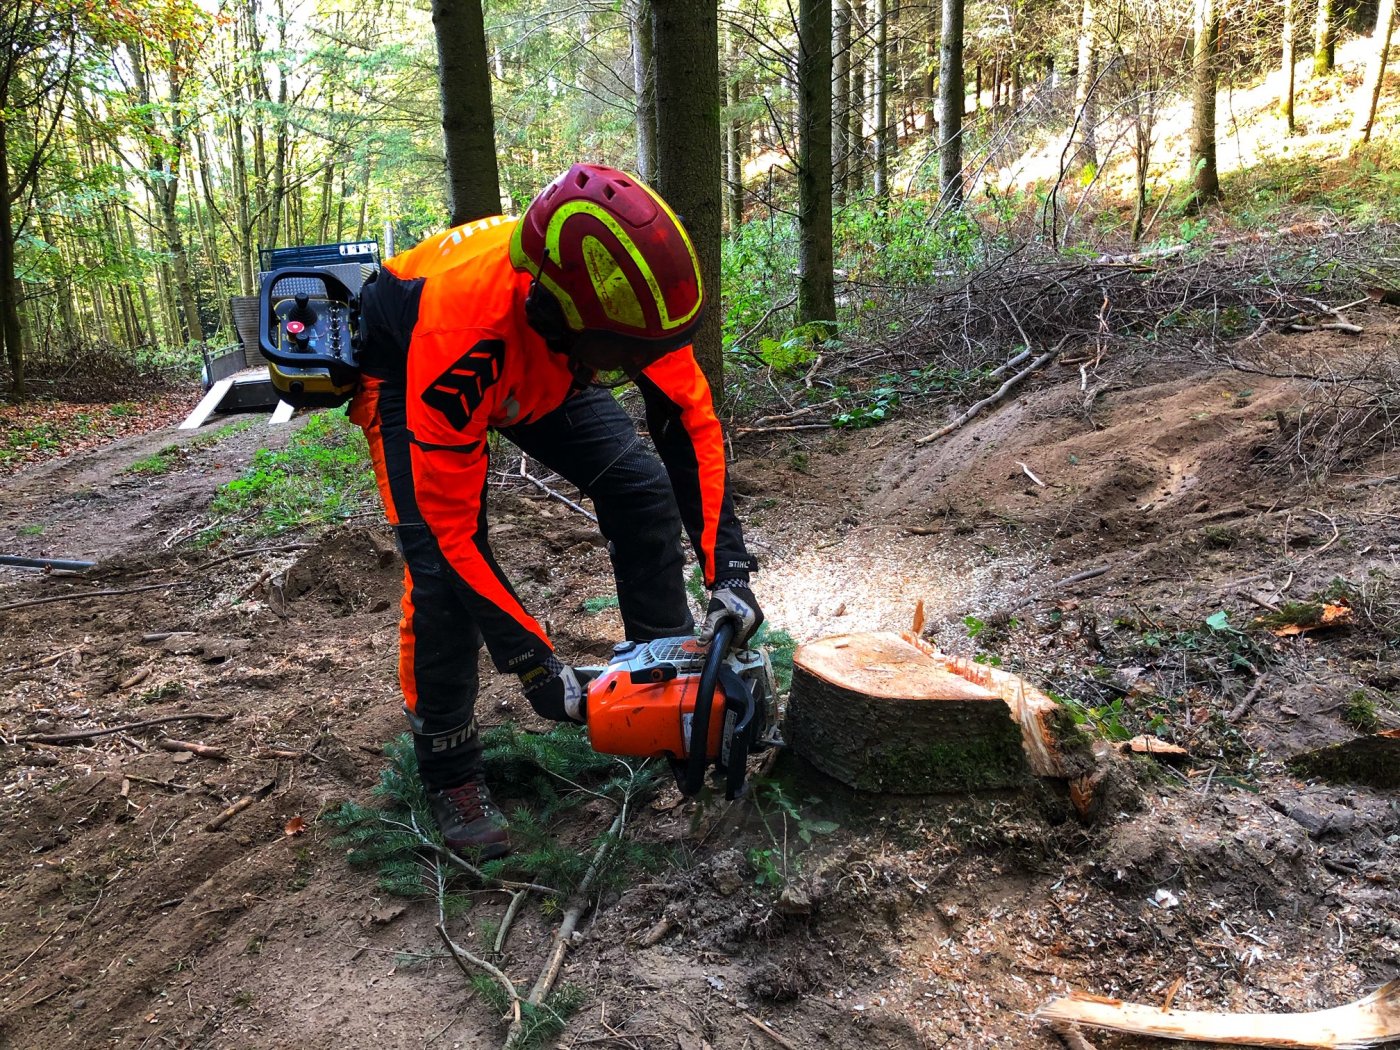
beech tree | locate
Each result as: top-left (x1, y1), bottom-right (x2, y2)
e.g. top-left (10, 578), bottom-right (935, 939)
top-left (1074, 0), bottom-right (1099, 166)
top-left (1280, 0), bottom-right (1297, 133)
top-left (630, 0), bottom-right (659, 181)
top-left (0, 0), bottom-right (78, 394)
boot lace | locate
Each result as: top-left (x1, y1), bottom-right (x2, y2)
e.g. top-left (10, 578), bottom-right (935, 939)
top-left (438, 780), bottom-right (495, 823)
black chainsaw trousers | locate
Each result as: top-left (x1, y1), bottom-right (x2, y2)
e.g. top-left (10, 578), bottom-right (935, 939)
top-left (356, 379), bottom-right (694, 789)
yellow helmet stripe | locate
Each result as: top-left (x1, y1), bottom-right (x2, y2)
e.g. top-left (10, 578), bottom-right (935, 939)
top-left (542, 195), bottom-right (703, 332)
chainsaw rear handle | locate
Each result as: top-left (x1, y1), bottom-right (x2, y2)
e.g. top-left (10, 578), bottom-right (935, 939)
top-left (258, 268), bottom-right (361, 382)
top-left (684, 620), bottom-right (735, 796)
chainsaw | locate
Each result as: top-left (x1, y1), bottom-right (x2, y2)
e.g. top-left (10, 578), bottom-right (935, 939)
top-left (578, 621), bottom-right (779, 800)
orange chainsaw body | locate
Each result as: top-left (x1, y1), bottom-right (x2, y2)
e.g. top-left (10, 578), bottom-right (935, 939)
top-left (581, 633), bottom-right (777, 797)
top-left (587, 651), bottom-right (728, 760)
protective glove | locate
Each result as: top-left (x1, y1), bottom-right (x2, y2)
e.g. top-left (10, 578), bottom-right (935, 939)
top-left (697, 579), bottom-right (764, 649)
top-left (519, 657), bottom-right (586, 723)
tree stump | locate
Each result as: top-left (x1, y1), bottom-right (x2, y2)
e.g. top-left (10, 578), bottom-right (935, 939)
top-left (787, 632), bottom-right (1033, 793)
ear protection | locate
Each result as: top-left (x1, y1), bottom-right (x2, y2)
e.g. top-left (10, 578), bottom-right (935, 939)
top-left (524, 277), bottom-right (571, 344)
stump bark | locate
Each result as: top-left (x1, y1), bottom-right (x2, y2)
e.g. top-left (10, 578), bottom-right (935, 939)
top-left (787, 632), bottom-right (1035, 793)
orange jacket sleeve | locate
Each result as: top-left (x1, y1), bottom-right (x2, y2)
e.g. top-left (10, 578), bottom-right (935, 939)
top-left (637, 349), bottom-right (755, 585)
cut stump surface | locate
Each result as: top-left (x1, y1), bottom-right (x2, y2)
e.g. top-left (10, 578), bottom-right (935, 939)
top-left (787, 632), bottom-right (1030, 793)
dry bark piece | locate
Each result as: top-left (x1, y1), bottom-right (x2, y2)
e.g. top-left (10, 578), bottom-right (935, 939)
top-left (786, 632), bottom-right (1087, 794)
top-left (1036, 979), bottom-right (1400, 1048)
top-left (1288, 730), bottom-right (1400, 790)
top-left (1122, 736), bottom-right (1189, 761)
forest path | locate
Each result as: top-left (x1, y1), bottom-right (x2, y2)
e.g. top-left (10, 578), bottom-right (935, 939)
top-left (1, 314), bottom-right (1398, 1048)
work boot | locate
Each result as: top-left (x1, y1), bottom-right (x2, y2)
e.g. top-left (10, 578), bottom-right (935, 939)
top-left (426, 777), bottom-right (511, 860)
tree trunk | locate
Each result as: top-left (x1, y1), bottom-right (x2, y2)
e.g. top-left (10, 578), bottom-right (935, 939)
top-left (1351, 0), bottom-right (1397, 142)
top-left (923, 0), bottom-right (938, 136)
top-left (797, 0), bottom-right (836, 331)
top-left (0, 120), bottom-right (23, 396)
top-left (1129, 82), bottom-right (1153, 243)
top-left (1313, 0), bottom-right (1336, 74)
top-left (1280, 0), bottom-right (1297, 133)
top-left (35, 203), bottom-right (77, 350)
top-left (630, 0), bottom-right (659, 182)
top-left (122, 206), bottom-right (156, 342)
top-left (127, 39), bottom-right (205, 342)
top-left (872, 0), bottom-right (890, 198)
top-left (1189, 0), bottom-right (1222, 208)
top-left (938, 0), bottom-right (965, 204)
top-left (229, 98), bottom-right (254, 294)
top-left (432, 0), bottom-right (503, 224)
top-left (652, 0), bottom-right (723, 391)
top-left (1075, 0), bottom-right (1099, 166)
top-left (847, 0), bottom-right (866, 200)
top-left (788, 633), bottom-right (1031, 793)
top-left (725, 24), bottom-right (744, 236)
top-left (834, 0), bottom-right (851, 206)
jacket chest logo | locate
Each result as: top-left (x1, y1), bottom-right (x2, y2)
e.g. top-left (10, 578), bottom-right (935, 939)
top-left (422, 340), bottom-right (505, 430)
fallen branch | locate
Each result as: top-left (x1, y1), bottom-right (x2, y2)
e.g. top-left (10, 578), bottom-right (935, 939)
top-left (0, 581), bottom-right (188, 615)
top-left (502, 803), bottom-right (628, 1049)
top-left (519, 459), bottom-right (597, 523)
top-left (158, 738), bottom-right (227, 760)
top-left (435, 857), bottom-right (522, 1026)
top-left (1036, 979), bottom-right (1400, 1048)
top-left (735, 423), bottom-right (834, 434)
top-left (1227, 675), bottom-right (1269, 723)
top-left (915, 343), bottom-right (1065, 446)
top-left (751, 400), bottom-right (838, 426)
top-left (9, 712), bottom-right (231, 745)
top-left (494, 890), bottom-right (527, 955)
top-left (392, 812), bottom-right (561, 896)
top-left (204, 780), bottom-right (276, 831)
top-left (745, 1013), bottom-right (800, 1050)
top-left (639, 916), bottom-right (675, 947)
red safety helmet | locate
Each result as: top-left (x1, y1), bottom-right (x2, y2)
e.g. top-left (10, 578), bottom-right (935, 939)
top-left (510, 164), bottom-right (704, 369)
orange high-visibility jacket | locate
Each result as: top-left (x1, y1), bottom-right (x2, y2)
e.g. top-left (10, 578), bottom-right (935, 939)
top-left (349, 216), bottom-right (753, 676)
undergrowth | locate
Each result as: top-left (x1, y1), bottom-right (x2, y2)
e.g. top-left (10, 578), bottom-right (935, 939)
top-left (125, 417), bottom-right (253, 475)
top-left (326, 728), bottom-right (668, 1048)
top-left (208, 411), bottom-right (374, 535)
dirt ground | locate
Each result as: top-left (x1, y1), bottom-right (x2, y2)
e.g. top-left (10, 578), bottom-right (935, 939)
top-left (1, 307), bottom-right (1397, 1049)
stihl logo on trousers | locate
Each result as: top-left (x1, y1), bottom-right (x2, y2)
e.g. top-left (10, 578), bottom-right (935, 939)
top-left (431, 724), bottom-right (477, 753)
top-left (422, 340), bottom-right (505, 430)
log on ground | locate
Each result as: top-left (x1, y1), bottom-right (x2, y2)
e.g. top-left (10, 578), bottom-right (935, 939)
top-left (787, 632), bottom-right (1033, 793)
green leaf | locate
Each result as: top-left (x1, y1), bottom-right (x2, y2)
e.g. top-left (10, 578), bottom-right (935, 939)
top-left (1205, 611), bottom-right (1231, 631)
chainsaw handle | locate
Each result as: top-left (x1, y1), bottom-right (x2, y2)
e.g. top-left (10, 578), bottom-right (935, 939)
top-left (683, 620), bottom-right (735, 796)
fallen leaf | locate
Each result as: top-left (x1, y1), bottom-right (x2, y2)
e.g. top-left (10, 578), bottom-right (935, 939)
top-left (283, 816), bottom-right (307, 836)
